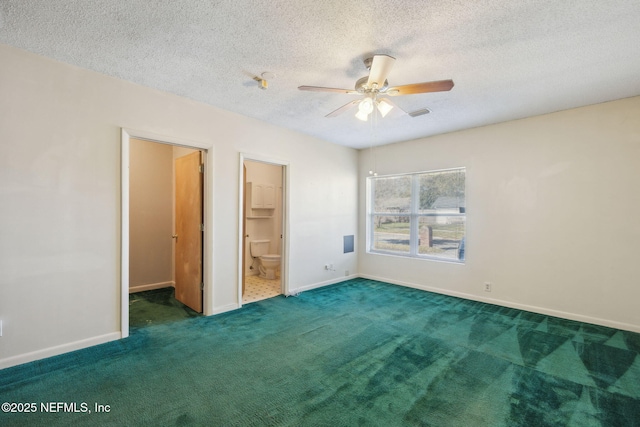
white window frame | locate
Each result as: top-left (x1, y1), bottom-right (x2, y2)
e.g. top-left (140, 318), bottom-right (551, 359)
top-left (366, 167), bottom-right (466, 263)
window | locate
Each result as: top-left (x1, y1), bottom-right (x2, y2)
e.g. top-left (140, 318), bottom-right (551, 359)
top-left (367, 168), bottom-right (466, 262)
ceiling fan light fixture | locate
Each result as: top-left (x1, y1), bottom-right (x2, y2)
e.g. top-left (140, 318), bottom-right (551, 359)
top-left (359, 97), bottom-right (374, 114)
top-left (376, 99), bottom-right (393, 117)
top-left (355, 109), bottom-right (369, 121)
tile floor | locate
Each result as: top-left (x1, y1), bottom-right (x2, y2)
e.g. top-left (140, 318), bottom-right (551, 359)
top-left (243, 275), bottom-right (281, 304)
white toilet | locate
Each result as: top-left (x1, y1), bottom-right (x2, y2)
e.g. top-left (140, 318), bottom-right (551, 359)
top-left (250, 240), bottom-right (281, 280)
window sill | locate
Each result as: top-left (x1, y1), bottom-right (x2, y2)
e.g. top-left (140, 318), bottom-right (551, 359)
top-left (367, 249), bottom-right (465, 265)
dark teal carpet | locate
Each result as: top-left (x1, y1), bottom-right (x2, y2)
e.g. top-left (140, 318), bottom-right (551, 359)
top-left (1, 278), bottom-right (639, 426)
top-left (129, 287), bottom-right (200, 328)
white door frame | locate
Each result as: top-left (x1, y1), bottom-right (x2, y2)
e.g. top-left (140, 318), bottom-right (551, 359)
top-left (121, 128), bottom-right (215, 338)
top-left (238, 153), bottom-right (290, 305)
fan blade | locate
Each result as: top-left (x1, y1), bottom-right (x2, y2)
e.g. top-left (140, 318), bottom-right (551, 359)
top-left (325, 99), bottom-right (361, 117)
top-left (386, 79), bottom-right (454, 96)
top-left (367, 54), bottom-right (396, 88)
top-left (298, 86), bottom-right (359, 94)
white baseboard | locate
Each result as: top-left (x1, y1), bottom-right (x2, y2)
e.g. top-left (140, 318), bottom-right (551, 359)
top-left (129, 281), bottom-right (174, 293)
top-left (287, 274), bottom-right (359, 295)
top-left (359, 274), bottom-right (640, 334)
top-left (0, 332), bottom-right (122, 370)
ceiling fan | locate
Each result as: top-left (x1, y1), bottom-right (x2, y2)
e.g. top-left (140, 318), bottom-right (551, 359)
top-left (298, 54), bottom-right (454, 121)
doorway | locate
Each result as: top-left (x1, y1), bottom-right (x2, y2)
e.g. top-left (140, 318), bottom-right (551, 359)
top-left (128, 139), bottom-right (203, 325)
top-left (239, 155), bottom-right (289, 305)
top-left (121, 129), bottom-right (214, 338)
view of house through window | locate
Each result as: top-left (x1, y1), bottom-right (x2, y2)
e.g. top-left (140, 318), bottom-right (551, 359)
top-left (368, 168), bottom-right (466, 262)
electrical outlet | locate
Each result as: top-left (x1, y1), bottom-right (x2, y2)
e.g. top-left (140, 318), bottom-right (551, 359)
top-left (484, 282), bottom-right (492, 292)
top-left (0, 319), bottom-right (3, 337)
top-left (345, 270), bottom-right (349, 276)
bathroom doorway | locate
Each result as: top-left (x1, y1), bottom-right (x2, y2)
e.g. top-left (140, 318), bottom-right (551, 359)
top-left (240, 156), bottom-right (288, 305)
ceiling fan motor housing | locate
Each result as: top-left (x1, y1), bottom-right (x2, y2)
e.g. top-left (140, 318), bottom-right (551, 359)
top-left (355, 76), bottom-right (388, 93)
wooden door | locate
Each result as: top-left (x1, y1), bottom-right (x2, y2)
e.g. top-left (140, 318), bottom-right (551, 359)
top-left (175, 151), bottom-right (203, 312)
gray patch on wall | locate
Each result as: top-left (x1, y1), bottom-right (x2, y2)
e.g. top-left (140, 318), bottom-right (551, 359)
top-left (343, 235), bottom-right (354, 253)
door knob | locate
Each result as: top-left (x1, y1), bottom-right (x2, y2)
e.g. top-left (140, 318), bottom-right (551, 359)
top-left (172, 235), bottom-right (178, 239)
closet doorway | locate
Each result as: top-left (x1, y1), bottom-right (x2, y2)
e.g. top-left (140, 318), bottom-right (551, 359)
top-left (121, 129), bottom-right (214, 338)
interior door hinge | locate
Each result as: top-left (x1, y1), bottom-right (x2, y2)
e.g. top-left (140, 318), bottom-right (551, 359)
top-left (199, 164), bottom-right (204, 173)
top-left (200, 282), bottom-right (204, 290)
top-left (200, 223), bottom-right (204, 232)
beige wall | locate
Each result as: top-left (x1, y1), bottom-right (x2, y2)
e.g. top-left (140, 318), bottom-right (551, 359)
top-left (359, 96), bottom-right (640, 332)
top-left (129, 138), bottom-right (173, 290)
top-left (0, 43), bottom-right (359, 367)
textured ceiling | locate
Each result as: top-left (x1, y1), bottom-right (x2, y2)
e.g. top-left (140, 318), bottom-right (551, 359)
top-left (1, 1), bottom-right (639, 149)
